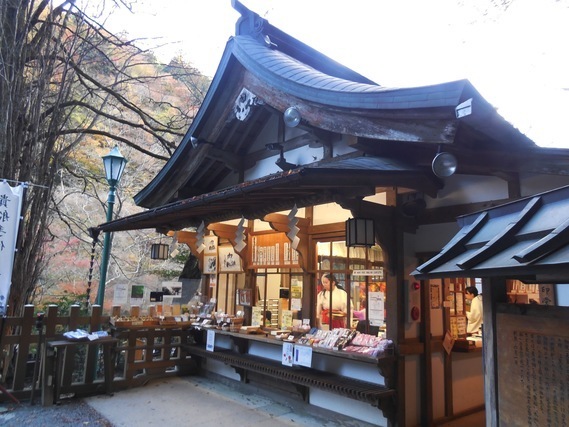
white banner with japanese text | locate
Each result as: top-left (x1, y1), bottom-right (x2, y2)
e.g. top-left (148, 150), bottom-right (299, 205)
top-left (0, 181), bottom-right (25, 315)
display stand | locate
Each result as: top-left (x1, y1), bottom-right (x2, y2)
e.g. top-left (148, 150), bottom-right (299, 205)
top-left (42, 336), bottom-right (118, 406)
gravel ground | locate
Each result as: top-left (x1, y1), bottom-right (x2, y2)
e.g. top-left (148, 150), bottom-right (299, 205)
top-left (0, 398), bottom-right (111, 427)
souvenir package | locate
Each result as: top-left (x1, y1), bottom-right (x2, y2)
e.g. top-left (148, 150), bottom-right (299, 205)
top-left (343, 332), bottom-right (394, 357)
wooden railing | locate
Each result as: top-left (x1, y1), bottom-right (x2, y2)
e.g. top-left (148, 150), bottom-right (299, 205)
top-left (0, 304), bottom-right (196, 403)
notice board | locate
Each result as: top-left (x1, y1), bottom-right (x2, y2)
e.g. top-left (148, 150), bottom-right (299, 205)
top-left (496, 305), bottom-right (569, 426)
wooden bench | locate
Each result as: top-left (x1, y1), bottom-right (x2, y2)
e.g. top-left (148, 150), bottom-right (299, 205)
top-left (183, 343), bottom-right (396, 423)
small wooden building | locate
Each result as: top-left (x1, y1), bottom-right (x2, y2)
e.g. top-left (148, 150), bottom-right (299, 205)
top-left (413, 185), bottom-right (569, 427)
top-left (94, 1), bottom-right (569, 425)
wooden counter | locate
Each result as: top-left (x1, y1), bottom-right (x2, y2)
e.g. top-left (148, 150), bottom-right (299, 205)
top-left (191, 327), bottom-right (395, 381)
top-left (185, 327), bottom-right (397, 425)
top-left (219, 328), bottom-right (393, 362)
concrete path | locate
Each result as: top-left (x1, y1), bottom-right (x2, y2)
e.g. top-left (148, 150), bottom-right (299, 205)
top-left (84, 375), bottom-right (375, 427)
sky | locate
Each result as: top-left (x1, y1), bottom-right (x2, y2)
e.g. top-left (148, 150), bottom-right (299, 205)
top-left (105, 0), bottom-right (569, 148)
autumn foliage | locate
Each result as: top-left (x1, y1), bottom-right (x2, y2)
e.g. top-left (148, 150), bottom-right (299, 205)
top-left (0, 0), bottom-right (208, 314)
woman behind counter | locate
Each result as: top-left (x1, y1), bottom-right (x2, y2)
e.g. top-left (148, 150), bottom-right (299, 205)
top-left (316, 273), bottom-right (350, 329)
top-left (465, 286), bottom-right (483, 334)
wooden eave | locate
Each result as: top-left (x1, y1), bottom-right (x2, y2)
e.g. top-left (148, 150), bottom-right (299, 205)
top-left (95, 156), bottom-right (440, 234)
top-left (413, 185), bottom-right (569, 283)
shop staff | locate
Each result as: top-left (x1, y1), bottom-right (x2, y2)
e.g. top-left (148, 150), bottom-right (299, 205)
top-left (465, 286), bottom-right (483, 334)
top-left (317, 273), bottom-right (350, 329)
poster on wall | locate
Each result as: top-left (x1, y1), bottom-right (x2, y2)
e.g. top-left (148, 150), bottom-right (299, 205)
top-left (456, 316), bottom-right (467, 336)
top-left (430, 282), bottom-right (442, 309)
top-left (204, 236), bottom-right (218, 255)
top-left (539, 284), bottom-right (556, 305)
top-left (291, 298), bottom-right (302, 311)
top-left (368, 291), bottom-right (385, 326)
top-left (250, 234), bottom-right (300, 268)
top-left (455, 292), bottom-right (464, 314)
top-left (203, 255), bottom-right (217, 274)
top-left (206, 329), bottom-right (215, 352)
top-left (113, 284), bottom-right (129, 306)
top-left (161, 281), bottom-right (182, 297)
top-left (293, 345), bottom-right (313, 367)
top-left (130, 284), bottom-right (145, 306)
top-left (219, 246), bottom-right (242, 272)
top-left (450, 316), bottom-right (458, 339)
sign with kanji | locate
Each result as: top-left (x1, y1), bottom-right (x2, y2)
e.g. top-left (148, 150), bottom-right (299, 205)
top-left (0, 181), bottom-right (26, 315)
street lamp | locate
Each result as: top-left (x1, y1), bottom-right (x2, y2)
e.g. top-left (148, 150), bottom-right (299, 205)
top-left (96, 146), bottom-right (127, 308)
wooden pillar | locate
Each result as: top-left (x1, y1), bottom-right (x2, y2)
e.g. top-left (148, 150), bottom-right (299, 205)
top-left (380, 188), bottom-right (406, 427)
top-left (421, 276), bottom-right (433, 426)
top-left (481, 277), bottom-right (507, 427)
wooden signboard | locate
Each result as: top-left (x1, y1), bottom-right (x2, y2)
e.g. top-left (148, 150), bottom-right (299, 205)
top-left (496, 305), bottom-right (569, 426)
top-left (250, 233), bottom-right (299, 268)
top-left (445, 278), bottom-right (468, 339)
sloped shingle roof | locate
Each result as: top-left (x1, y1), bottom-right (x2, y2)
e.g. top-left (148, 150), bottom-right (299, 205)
top-left (413, 185), bottom-right (569, 283)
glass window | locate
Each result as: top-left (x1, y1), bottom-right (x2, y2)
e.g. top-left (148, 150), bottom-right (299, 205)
top-left (254, 269), bottom-right (303, 328)
top-left (316, 241), bottom-right (385, 333)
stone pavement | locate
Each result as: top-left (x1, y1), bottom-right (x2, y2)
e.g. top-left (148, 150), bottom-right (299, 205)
top-left (0, 374), bottom-right (484, 426)
top-left (84, 375), bottom-right (377, 426)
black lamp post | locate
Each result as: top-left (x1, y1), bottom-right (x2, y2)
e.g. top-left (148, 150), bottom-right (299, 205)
top-left (96, 147), bottom-right (127, 307)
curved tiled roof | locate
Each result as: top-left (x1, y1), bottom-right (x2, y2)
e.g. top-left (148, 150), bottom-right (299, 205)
top-left (232, 35), bottom-right (473, 111)
top-left (132, 1), bottom-right (533, 210)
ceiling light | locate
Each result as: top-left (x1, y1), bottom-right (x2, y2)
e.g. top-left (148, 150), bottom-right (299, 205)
top-left (432, 152), bottom-right (457, 178)
top-left (283, 107), bottom-right (301, 127)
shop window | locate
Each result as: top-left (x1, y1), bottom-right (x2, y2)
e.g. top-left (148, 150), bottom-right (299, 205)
top-left (253, 268), bottom-right (303, 329)
top-left (316, 241), bottom-right (385, 333)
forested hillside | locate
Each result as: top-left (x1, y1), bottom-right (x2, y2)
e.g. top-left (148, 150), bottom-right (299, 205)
top-left (0, 0), bottom-right (210, 313)
top-left (39, 51), bottom-right (209, 310)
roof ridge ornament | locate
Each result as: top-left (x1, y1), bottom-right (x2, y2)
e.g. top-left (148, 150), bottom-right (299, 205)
top-left (232, 0), bottom-right (267, 38)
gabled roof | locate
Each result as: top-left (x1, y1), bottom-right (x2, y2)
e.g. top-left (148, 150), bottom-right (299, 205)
top-left (133, 0), bottom-right (539, 210)
top-left (413, 185), bottom-right (569, 283)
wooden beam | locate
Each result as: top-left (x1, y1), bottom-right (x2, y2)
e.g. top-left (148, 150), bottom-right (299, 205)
top-left (171, 230), bottom-right (203, 271)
